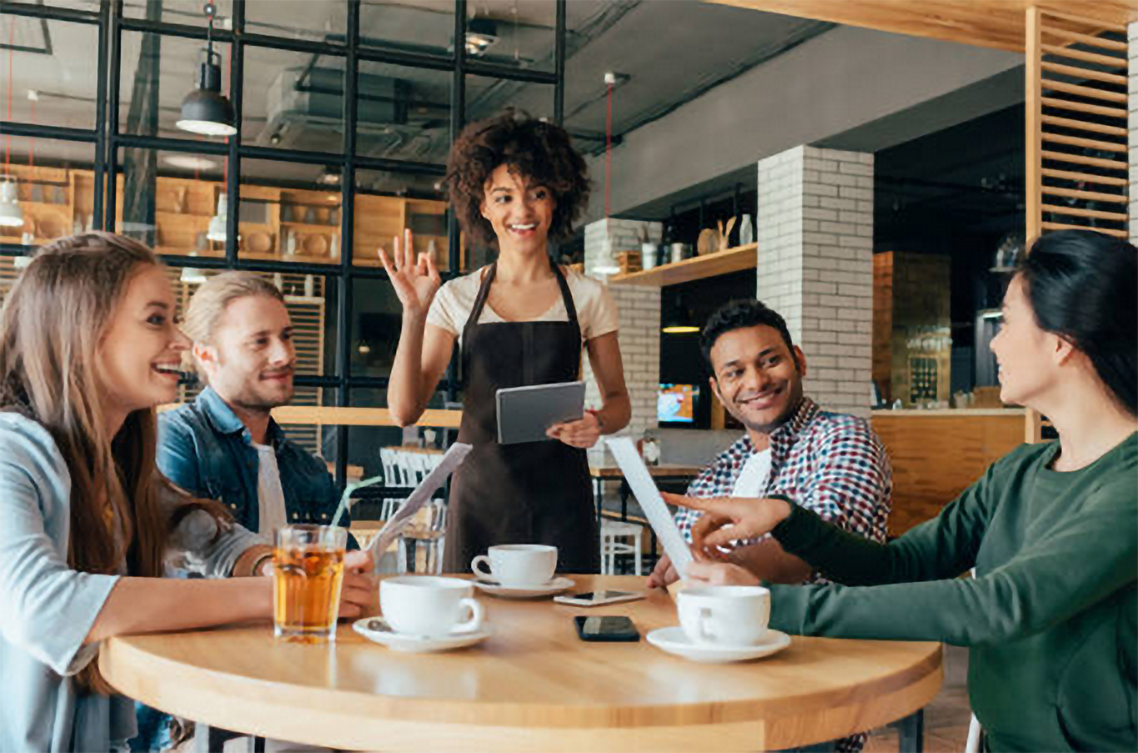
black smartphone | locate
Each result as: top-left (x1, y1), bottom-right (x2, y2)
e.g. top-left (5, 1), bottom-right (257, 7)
top-left (573, 615), bottom-right (640, 642)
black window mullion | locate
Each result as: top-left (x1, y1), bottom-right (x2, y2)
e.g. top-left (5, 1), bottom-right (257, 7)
top-left (555, 0), bottom-right (566, 126)
top-left (0, 1), bottom-right (99, 24)
top-left (92, 0), bottom-right (110, 228)
top-left (443, 0), bottom-right (467, 404)
top-left (334, 0), bottom-right (362, 489)
top-left (224, 0), bottom-right (244, 267)
top-left (103, 0), bottom-right (124, 232)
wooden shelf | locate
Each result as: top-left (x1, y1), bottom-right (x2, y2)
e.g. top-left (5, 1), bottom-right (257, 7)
top-left (281, 221), bottom-right (338, 232)
top-left (610, 243), bottom-right (757, 287)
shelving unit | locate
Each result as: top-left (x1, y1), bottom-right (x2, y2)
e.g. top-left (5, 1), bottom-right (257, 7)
top-left (609, 242), bottom-right (758, 287)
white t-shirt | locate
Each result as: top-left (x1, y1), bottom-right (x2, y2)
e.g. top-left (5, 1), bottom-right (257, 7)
top-left (426, 265), bottom-right (620, 345)
top-left (252, 443), bottom-right (288, 538)
top-left (731, 449), bottom-right (772, 498)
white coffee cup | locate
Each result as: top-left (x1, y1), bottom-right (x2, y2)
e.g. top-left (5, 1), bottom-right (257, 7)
top-left (470, 544), bottom-right (557, 587)
top-left (380, 576), bottom-right (485, 638)
top-left (677, 585), bottom-right (770, 647)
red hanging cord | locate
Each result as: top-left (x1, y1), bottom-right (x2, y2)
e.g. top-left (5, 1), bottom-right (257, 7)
top-left (604, 82), bottom-right (613, 219)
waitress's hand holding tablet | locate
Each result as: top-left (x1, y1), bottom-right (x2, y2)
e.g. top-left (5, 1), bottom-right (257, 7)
top-left (496, 381), bottom-right (589, 446)
top-left (546, 407), bottom-right (602, 448)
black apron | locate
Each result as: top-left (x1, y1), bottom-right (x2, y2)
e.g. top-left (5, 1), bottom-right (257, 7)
top-left (443, 260), bottom-right (599, 574)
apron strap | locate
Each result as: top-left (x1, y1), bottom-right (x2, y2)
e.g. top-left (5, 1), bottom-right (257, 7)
top-left (550, 259), bottom-right (579, 325)
top-left (466, 262), bottom-right (497, 329)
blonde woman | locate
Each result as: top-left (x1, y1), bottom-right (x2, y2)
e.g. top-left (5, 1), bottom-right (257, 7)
top-left (0, 233), bottom-right (373, 752)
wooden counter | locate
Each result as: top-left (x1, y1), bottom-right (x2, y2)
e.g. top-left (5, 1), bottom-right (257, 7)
top-left (871, 409), bottom-right (1025, 536)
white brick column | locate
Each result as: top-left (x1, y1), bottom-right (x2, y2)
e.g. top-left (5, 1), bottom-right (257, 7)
top-left (1129, 21), bottom-right (1137, 243)
top-left (583, 217), bottom-right (661, 276)
top-left (582, 218), bottom-right (663, 459)
top-left (756, 145), bottom-right (874, 417)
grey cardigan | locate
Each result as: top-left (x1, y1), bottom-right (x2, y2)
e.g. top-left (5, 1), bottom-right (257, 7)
top-left (0, 412), bottom-right (263, 752)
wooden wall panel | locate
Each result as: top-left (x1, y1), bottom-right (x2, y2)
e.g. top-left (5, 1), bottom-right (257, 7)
top-left (871, 412), bottom-right (1025, 536)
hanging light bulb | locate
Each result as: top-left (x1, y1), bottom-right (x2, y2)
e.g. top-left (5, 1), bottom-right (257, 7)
top-left (0, 179), bottom-right (24, 228)
top-left (207, 192), bottom-right (228, 242)
top-left (177, 2), bottom-right (237, 137)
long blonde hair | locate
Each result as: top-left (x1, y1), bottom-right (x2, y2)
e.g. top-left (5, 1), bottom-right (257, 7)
top-left (0, 232), bottom-right (226, 694)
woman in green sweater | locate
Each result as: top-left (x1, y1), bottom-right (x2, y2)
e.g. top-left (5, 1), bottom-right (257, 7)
top-left (666, 229), bottom-right (1136, 752)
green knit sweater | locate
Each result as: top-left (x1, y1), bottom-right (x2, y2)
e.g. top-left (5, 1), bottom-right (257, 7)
top-left (769, 433), bottom-right (1137, 752)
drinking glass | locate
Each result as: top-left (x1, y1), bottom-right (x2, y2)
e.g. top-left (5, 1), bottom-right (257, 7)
top-left (273, 525), bottom-right (347, 643)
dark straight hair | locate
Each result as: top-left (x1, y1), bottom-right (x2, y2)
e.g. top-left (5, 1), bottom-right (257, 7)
top-left (1018, 229), bottom-right (1137, 416)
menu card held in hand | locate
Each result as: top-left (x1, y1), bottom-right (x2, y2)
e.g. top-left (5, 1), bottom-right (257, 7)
top-left (365, 443), bottom-right (473, 567)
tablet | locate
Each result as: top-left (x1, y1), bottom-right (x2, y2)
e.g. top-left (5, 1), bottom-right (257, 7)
top-left (496, 381), bottom-right (586, 445)
top-left (605, 437), bottom-right (694, 578)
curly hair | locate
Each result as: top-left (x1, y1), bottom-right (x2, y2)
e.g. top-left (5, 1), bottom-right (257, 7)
top-left (447, 110), bottom-right (591, 248)
top-left (700, 299), bottom-right (800, 372)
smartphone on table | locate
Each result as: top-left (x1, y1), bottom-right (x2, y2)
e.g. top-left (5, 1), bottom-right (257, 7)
top-left (573, 615), bottom-right (640, 642)
top-left (553, 590), bottom-right (645, 607)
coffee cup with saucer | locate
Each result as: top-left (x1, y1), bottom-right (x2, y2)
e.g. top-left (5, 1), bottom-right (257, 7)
top-left (471, 545), bottom-right (573, 598)
top-left (646, 585), bottom-right (791, 663)
top-left (359, 576), bottom-right (491, 652)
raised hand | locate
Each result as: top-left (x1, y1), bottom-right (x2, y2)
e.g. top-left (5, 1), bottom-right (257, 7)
top-left (378, 228), bottom-right (441, 317)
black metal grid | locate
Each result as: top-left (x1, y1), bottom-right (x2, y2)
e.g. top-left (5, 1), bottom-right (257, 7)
top-left (0, 0), bottom-right (569, 486)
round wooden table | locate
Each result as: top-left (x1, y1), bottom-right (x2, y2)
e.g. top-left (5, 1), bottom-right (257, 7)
top-left (100, 575), bottom-right (942, 752)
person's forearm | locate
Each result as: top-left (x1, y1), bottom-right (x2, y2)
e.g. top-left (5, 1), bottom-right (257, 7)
top-left (232, 544), bottom-right (274, 577)
top-left (387, 313), bottom-right (430, 426)
top-left (771, 503), bottom-right (900, 586)
top-left (84, 577), bottom-right (272, 645)
top-left (730, 540), bottom-right (813, 584)
top-left (595, 392), bottom-right (630, 435)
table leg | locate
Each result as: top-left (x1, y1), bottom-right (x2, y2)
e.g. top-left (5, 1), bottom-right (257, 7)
top-left (894, 708), bottom-right (925, 752)
top-left (194, 724), bottom-right (265, 753)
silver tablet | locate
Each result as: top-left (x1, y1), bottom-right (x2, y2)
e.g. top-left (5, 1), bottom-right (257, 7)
top-left (496, 381), bottom-right (586, 445)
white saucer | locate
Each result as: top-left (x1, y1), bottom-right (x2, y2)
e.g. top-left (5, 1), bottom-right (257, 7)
top-left (472, 576), bottom-right (575, 599)
top-left (352, 618), bottom-right (491, 653)
top-left (646, 627), bottom-right (791, 664)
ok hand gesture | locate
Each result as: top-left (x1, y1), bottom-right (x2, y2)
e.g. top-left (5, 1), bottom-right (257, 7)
top-left (378, 229), bottom-right (441, 317)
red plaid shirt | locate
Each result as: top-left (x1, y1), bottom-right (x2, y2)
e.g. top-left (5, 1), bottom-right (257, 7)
top-left (673, 397), bottom-right (891, 752)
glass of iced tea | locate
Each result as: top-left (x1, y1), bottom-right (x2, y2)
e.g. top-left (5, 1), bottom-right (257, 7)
top-left (273, 524), bottom-right (348, 643)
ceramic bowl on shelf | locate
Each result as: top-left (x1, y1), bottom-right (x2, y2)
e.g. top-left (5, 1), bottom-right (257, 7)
top-left (246, 231), bottom-right (272, 255)
top-left (36, 213), bottom-right (66, 240)
top-left (302, 234), bottom-right (329, 256)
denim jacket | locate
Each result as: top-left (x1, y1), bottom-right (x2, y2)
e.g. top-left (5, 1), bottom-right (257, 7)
top-left (157, 387), bottom-right (352, 538)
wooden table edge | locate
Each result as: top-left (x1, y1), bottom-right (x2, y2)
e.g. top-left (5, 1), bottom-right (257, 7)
top-left (101, 634), bottom-right (942, 751)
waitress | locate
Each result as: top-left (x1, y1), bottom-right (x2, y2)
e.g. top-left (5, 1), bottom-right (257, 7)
top-left (381, 111), bottom-right (631, 574)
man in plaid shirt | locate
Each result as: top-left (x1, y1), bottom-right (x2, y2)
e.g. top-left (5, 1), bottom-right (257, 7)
top-left (646, 299), bottom-right (892, 753)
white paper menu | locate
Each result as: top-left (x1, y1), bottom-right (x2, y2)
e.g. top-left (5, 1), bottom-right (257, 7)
top-left (604, 437), bottom-right (694, 578)
top-left (366, 442), bottom-right (473, 565)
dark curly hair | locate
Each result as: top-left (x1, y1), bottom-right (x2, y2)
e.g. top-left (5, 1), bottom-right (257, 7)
top-left (700, 299), bottom-right (799, 372)
top-left (447, 110), bottom-right (591, 249)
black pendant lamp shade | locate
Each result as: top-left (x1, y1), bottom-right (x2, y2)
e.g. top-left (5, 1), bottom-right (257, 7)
top-left (177, 3), bottom-right (236, 137)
